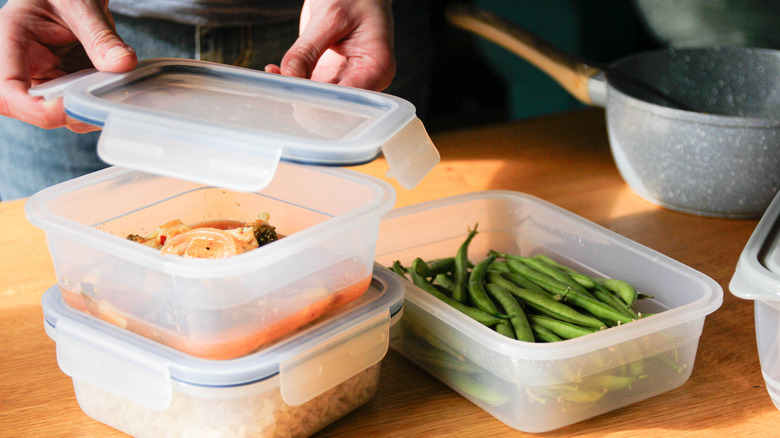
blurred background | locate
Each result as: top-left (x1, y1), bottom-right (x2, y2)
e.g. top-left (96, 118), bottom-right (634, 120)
top-left (423, 0), bottom-right (780, 133)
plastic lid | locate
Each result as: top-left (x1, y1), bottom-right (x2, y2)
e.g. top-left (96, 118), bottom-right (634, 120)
top-left (730, 192), bottom-right (780, 301)
top-left (29, 58), bottom-right (439, 191)
top-left (41, 264), bottom-right (404, 411)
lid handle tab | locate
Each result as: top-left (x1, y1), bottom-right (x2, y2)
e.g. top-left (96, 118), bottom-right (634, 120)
top-left (55, 318), bottom-right (173, 412)
top-left (382, 117), bottom-right (440, 189)
top-left (279, 309), bottom-right (390, 406)
top-left (98, 113), bottom-right (283, 192)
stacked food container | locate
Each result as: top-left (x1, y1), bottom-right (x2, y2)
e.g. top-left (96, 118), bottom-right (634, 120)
top-left (41, 266), bottom-right (403, 437)
top-left (27, 58), bottom-right (438, 436)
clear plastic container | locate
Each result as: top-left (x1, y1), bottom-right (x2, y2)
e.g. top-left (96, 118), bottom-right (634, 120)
top-left (42, 264), bottom-right (403, 438)
top-left (730, 191), bottom-right (780, 409)
top-left (30, 58), bottom-right (439, 191)
top-left (27, 163), bottom-right (395, 359)
top-left (376, 191), bottom-right (722, 433)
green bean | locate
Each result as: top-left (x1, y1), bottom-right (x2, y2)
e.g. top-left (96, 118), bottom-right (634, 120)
top-left (561, 291), bottom-right (635, 326)
top-left (447, 372), bottom-right (510, 406)
top-left (496, 252), bottom-right (595, 299)
top-left (411, 258), bottom-right (506, 327)
top-left (532, 254), bottom-right (597, 289)
top-left (622, 340), bottom-right (646, 377)
top-left (390, 260), bottom-right (407, 277)
top-left (503, 257), bottom-right (574, 297)
top-left (581, 374), bottom-right (642, 391)
top-left (453, 225), bottom-right (478, 303)
top-left (487, 260), bottom-right (510, 273)
top-left (489, 272), bottom-right (605, 329)
top-left (629, 359), bottom-right (645, 378)
top-left (591, 284), bottom-right (639, 319)
top-left (555, 387), bottom-right (607, 403)
top-left (433, 283), bottom-right (454, 297)
top-left (530, 255), bottom-right (640, 319)
top-left (431, 290), bottom-right (505, 327)
top-left (485, 283), bottom-right (534, 342)
top-left (527, 314), bottom-right (599, 340)
top-left (505, 260), bottom-right (635, 325)
top-left (530, 323), bottom-right (562, 342)
top-left (597, 278), bottom-right (638, 307)
top-left (405, 323), bottom-right (466, 361)
top-left (410, 258), bottom-right (444, 294)
top-left (567, 272), bottom-right (598, 289)
top-left (434, 272), bottom-right (455, 292)
top-left (468, 254), bottom-right (503, 316)
top-left (527, 259), bottom-right (638, 319)
top-left (650, 352), bottom-right (686, 374)
top-left (415, 348), bottom-right (481, 374)
top-left (494, 320), bottom-right (516, 339)
top-left (514, 254), bottom-right (594, 298)
top-left (415, 257), bottom-right (456, 278)
top-left (487, 259), bottom-right (548, 295)
top-left (532, 385), bottom-right (606, 403)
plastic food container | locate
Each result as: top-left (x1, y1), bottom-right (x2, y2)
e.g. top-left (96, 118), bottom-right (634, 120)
top-left (42, 264), bottom-right (403, 438)
top-left (26, 58), bottom-right (438, 359)
top-left (376, 191), bottom-right (722, 433)
top-left (730, 191), bottom-right (780, 409)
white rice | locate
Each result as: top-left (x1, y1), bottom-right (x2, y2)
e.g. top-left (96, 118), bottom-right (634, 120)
top-left (73, 364), bottom-right (381, 438)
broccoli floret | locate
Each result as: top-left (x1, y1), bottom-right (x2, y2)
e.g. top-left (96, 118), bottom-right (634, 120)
top-left (253, 223), bottom-right (278, 247)
top-left (126, 234), bottom-right (144, 242)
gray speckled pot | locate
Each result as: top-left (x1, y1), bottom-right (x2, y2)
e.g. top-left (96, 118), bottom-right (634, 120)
top-left (596, 48), bottom-right (780, 219)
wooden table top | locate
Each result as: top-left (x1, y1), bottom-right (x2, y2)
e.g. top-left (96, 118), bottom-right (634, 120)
top-left (0, 109), bottom-right (771, 437)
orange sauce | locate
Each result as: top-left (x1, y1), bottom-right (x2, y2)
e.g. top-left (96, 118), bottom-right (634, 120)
top-left (60, 271), bottom-right (372, 360)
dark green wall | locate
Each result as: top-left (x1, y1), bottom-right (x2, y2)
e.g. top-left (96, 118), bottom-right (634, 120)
top-left (425, 0), bottom-right (658, 131)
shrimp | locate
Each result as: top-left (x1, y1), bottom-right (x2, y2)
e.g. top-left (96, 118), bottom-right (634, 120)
top-left (160, 228), bottom-right (238, 258)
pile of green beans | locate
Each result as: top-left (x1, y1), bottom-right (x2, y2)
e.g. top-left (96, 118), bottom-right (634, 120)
top-left (389, 224), bottom-right (651, 343)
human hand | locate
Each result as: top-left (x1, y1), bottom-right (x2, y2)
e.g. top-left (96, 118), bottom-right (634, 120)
top-left (0, 0), bottom-right (137, 132)
top-left (265, 0), bottom-right (395, 91)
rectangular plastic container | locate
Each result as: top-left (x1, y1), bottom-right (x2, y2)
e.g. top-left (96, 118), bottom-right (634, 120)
top-left (27, 162), bottom-right (395, 360)
top-left (730, 191), bottom-right (780, 409)
top-left (376, 191), bottom-right (722, 433)
top-left (42, 264), bottom-right (403, 438)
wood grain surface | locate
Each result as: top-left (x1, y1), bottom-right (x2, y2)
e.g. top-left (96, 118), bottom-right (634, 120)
top-left (0, 109), bottom-right (769, 437)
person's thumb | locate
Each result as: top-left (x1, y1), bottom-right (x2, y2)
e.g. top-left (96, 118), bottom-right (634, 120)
top-left (54, 1), bottom-right (137, 73)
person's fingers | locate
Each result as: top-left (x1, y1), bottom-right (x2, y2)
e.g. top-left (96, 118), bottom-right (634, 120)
top-left (0, 15), bottom-right (67, 128)
top-left (51, 0), bottom-right (136, 73)
top-left (0, 81), bottom-right (67, 129)
top-left (264, 64), bottom-right (282, 74)
top-left (280, 0), bottom-right (395, 91)
top-left (65, 114), bottom-right (101, 133)
top-left (278, 7), bottom-right (351, 80)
